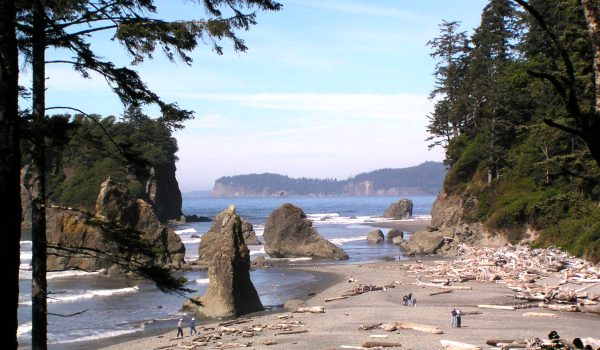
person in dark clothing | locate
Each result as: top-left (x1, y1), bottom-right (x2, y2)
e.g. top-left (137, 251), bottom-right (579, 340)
top-left (190, 317), bottom-right (197, 335)
top-left (176, 318), bottom-right (184, 338)
top-left (456, 309), bottom-right (462, 327)
top-left (451, 308), bottom-right (457, 327)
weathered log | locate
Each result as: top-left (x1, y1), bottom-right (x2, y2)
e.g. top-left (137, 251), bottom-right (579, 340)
top-left (477, 304), bottom-right (515, 311)
top-left (522, 312), bottom-right (558, 318)
top-left (441, 285), bottom-right (472, 290)
top-left (430, 290), bottom-right (453, 296)
top-left (262, 339), bottom-right (278, 345)
top-left (275, 329), bottom-right (308, 335)
top-left (582, 305), bottom-right (600, 314)
top-left (540, 303), bottom-right (580, 312)
top-left (486, 340), bottom-right (527, 346)
top-left (440, 339), bottom-right (481, 349)
top-left (380, 323), bottom-right (396, 332)
top-left (293, 306), bottom-right (324, 313)
top-left (359, 323), bottom-right (383, 330)
top-left (361, 341), bottom-right (402, 348)
top-left (395, 322), bottom-right (443, 334)
top-left (325, 296), bottom-right (348, 302)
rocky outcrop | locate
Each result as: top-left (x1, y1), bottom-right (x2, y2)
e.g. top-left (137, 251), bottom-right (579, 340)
top-left (47, 178), bottom-right (185, 271)
top-left (241, 219), bottom-right (261, 245)
top-left (400, 223), bottom-right (507, 256)
top-left (185, 214), bottom-right (212, 223)
top-left (366, 230), bottom-right (384, 244)
top-left (430, 192), bottom-right (464, 228)
top-left (383, 199), bottom-right (413, 219)
top-left (387, 229), bottom-right (403, 242)
top-left (183, 205), bottom-right (263, 317)
top-left (145, 163), bottom-right (184, 222)
top-left (263, 204), bottom-right (349, 260)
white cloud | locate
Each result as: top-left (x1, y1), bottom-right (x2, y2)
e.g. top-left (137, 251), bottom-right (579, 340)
top-left (173, 92), bottom-right (441, 190)
top-left (176, 92), bottom-right (430, 121)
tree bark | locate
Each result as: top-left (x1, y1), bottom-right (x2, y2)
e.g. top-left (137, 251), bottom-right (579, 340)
top-left (581, 0), bottom-right (600, 112)
top-left (31, 1), bottom-right (48, 348)
top-left (0, 0), bottom-right (21, 347)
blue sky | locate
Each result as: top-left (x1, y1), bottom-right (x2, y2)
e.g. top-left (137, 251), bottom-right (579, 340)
top-left (38, 0), bottom-right (488, 191)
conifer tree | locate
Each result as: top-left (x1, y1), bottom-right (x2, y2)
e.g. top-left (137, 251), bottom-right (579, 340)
top-left (0, 0), bottom-right (21, 347)
top-left (16, 1), bottom-right (282, 348)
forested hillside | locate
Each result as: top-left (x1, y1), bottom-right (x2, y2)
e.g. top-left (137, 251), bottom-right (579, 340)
top-left (21, 108), bottom-right (184, 222)
top-left (427, 0), bottom-right (600, 261)
top-left (211, 162), bottom-right (446, 196)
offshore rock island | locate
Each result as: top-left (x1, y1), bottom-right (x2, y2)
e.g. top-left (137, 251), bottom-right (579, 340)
top-left (211, 161), bottom-right (446, 197)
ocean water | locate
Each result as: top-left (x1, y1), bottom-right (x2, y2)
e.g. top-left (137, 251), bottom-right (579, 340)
top-left (17, 195), bottom-right (435, 348)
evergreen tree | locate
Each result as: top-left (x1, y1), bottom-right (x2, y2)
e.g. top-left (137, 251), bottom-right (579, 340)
top-left (0, 0), bottom-right (21, 347)
top-left (16, 1), bottom-right (282, 348)
top-left (426, 20), bottom-right (469, 152)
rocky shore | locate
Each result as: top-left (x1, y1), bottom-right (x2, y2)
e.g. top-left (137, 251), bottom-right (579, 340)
top-left (99, 246), bottom-right (600, 350)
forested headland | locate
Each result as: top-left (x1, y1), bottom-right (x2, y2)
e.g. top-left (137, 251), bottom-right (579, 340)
top-left (21, 109), bottom-right (184, 223)
top-left (211, 161), bottom-right (446, 197)
top-left (427, 0), bottom-right (600, 262)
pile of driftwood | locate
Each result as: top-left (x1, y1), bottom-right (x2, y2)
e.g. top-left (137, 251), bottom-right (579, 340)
top-left (403, 244), bottom-right (600, 314)
top-left (155, 315), bottom-right (311, 349)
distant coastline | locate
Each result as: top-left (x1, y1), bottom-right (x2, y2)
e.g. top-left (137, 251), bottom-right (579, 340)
top-left (210, 161), bottom-right (446, 197)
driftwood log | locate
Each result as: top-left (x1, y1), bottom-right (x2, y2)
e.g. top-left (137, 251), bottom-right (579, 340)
top-left (361, 341), bottom-right (402, 348)
top-left (395, 322), bottom-right (443, 334)
top-left (293, 306), bottom-right (324, 313)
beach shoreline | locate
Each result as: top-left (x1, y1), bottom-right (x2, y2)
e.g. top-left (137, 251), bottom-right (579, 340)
top-left (55, 267), bottom-right (343, 350)
top-left (98, 257), bottom-right (600, 350)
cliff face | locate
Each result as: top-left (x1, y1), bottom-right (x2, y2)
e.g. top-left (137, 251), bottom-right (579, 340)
top-left (20, 159), bottom-right (184, 226)
top-left (47, 178), bottom-right (185, 272)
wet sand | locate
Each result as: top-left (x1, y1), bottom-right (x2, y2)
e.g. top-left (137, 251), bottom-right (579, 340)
top-left (99, 259), bottom-right (600, 350)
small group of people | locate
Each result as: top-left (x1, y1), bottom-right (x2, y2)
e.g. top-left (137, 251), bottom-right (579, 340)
top-left (451, 308), bottom-right (462, 327)
top-left (176, 317), bottom-right (197, 338)
top-left (402, 293), bottom-right (416, 307)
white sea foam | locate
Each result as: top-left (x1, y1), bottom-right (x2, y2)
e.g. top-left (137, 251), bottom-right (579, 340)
top-left (175, 228), bottom-right (197, 235)
top-left (195, 278), bottom-right (210, 285)
top-left (51, 328), bottom-right (141, 344)
top-left (265, 256), bottom-right (313, 262)
top-left (306, 213), bottom-right (340, 221)
top-left (20, 251), bottom-right (33, 261)
top-left (17, 322), bottom-right (32, 337)
top-left (181, 237), bottom-right (201, 244)
top-left (20, 286), bottom-right (139, 306)
top-left (186, 254), bottom-right (199, 261)
top-left (399, 214), bottom-right (432, 221)
top-left (254, 225), bottom-right (264, 237)
top-left (46, 269), bottom-right (106, 280)
top-left (21, 240), bottom-right (32, 245)
top-left (330, 236), bottom-right (367, 246)
top-left (249, 246), bottom-right (266, 255)
top-left (307, 212), bottom-right (431, 226)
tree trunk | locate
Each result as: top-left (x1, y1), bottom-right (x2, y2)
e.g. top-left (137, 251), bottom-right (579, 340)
top-left (31, 1), bottom-right (48, 348)
top-left (581, 0), bottom-right (600, 113)
top-left (0, 0), bottom-right (21, 347)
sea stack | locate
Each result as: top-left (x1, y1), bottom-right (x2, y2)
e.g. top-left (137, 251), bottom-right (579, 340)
top-left (384, 198), bottom-right (413, 219)
top-left (263, 203), bottom-right (349, 260)
top-left (184, 205), bottom-right (263, 317)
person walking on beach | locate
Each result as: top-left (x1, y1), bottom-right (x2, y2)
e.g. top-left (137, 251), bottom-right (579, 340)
top-left (456, 309), bottom-right (462, 328)
top-left (190, 317), bottom-right (197, 335)
top-left (176, 318), bottom-right (184, 338)
top-left (451, 308), bottom-right (457, 327)
top-left (412, 298), bottom-right (417, 307)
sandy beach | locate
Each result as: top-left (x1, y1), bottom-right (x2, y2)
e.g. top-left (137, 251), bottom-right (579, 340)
top-left (99, 257), bottom-right (600, 350)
